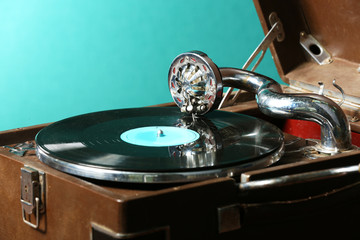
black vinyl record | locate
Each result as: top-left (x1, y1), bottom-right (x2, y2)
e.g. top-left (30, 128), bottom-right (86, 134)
top-left (36, 107), bottom-right (284, 183)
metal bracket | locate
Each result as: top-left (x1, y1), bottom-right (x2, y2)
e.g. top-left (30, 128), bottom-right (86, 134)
top-left (20, 166), bottom-right (45, 229)
top-left (299, 32), bottom-right (332, 65)
top-left (218, 12), bottom-right (285, 109)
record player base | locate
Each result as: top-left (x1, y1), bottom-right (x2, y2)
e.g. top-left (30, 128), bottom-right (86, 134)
top-left (2, 121), bottom-right (360, 239)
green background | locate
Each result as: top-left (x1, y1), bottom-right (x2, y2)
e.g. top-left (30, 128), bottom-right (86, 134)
top-left (0, 0), bottom-right (280, 131)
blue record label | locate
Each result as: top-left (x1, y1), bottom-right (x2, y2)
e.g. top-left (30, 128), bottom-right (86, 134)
top-left (120, 126), bottom-right (200, 147)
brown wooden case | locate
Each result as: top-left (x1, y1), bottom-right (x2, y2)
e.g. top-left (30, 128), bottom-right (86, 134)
top-left (2, 1), bottom-right (360, 239)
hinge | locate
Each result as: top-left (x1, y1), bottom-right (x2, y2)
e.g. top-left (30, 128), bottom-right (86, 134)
top-left (20, 166), bottom-right (46, 229)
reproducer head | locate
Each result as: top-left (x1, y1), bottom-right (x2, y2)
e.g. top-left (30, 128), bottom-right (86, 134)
top-left (168, 51), bottom-right (223, 115)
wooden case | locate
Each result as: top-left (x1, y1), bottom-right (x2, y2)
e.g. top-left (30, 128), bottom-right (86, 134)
top-left (2, 1), bottom-right (360, 239)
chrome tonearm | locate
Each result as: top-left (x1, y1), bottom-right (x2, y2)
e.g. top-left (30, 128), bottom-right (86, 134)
top-left (168, 51), bottom-right (352, 155)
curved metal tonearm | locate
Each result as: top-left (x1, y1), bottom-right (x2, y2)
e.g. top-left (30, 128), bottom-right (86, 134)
top-left (168, 51), bottom-right (352, 154)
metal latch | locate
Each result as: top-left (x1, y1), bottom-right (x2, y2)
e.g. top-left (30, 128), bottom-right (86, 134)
top-left (20, 166), bottom-right (45, 229)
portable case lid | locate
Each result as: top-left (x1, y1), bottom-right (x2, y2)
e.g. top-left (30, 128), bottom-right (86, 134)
top-left (253, 0), bottom-right (360, 117)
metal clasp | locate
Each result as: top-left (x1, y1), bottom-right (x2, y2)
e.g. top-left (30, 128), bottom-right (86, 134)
top-left (20, 166), bottom-right (45, 229)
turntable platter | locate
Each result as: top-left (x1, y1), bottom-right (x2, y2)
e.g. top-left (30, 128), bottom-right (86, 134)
top-left (36, 107), bottom-right (284, 183)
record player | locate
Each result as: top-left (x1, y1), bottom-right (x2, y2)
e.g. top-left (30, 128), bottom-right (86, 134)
top-left (1, 1), bottom-right (360, 239)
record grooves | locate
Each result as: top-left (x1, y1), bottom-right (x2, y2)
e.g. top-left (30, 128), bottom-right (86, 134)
top-left (36, 107), bottom-right (284, 183)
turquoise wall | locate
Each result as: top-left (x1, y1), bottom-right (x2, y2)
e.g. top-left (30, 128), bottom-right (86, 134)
top-left (0, 0), bottom-right (279, 131)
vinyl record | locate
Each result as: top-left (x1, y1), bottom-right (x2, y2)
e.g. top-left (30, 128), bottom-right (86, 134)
top-left (36, 107), bottom-right (284, 183)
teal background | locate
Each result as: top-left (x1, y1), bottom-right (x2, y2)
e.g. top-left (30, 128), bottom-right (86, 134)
top-left (0, 0), bottom-right (280, 131)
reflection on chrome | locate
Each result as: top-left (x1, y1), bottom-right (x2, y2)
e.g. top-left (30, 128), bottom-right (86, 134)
top-left (221, 67), bottom-right (352, 155)
top-left (169, 115), bottom-right (221, 168)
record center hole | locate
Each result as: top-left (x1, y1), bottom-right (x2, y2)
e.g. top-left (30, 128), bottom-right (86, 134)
top-left (309, 44), bottom-right (321, 55)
